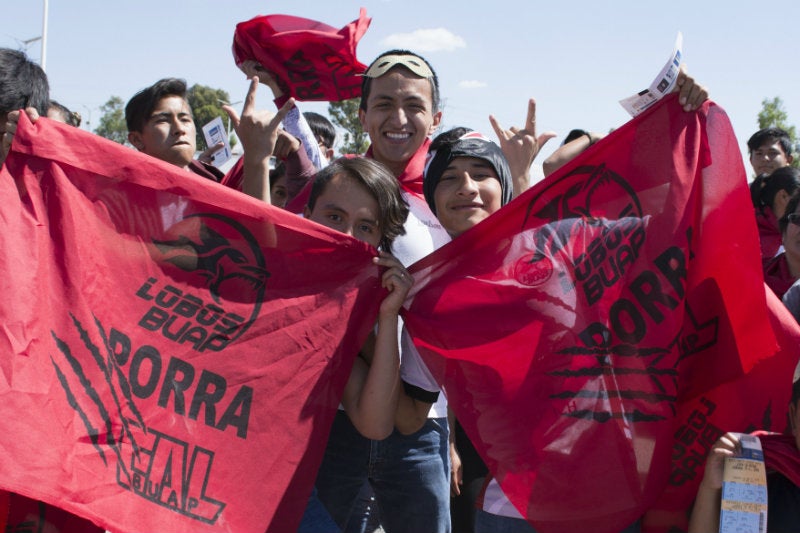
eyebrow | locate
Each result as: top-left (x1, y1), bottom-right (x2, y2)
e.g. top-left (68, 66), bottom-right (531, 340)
top-left (148, 111), bottom-right (192, 120)
top-left (319, 204), bottom-right (378, 225)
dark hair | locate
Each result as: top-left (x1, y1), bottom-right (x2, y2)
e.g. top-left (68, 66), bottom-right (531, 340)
top-left (430, 126), bottom-right (472, 151)
top-left (269, 160), bottom-right (286, 190)
top-left (360, 50), bottom-right (440, 114)
top-left (779, 189), bottom-right (800, 234)
top-left (747, 127), bottom-right (793, 157)
top-left (752, 167), bottom-right (800, 214)
top-left (303, 111), bottom-right (336, 150)
top-left (423, 126), bottom-right (513, 215)
top-left (563, 129), bottom-right (589, 146)
top-left (125, 78), bottom-right (189, 133)
top-left (0, 48), bottom-right (49, 115)
top-left (792, 378), bottom-right (800, 406)
top-left (48, 100), bottom-right (81, 127)
top-left (307, 157), bottom-right (408, 252)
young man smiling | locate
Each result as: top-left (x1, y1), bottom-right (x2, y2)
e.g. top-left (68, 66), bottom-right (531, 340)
top-left (315, 50), bottom-right (453, 533)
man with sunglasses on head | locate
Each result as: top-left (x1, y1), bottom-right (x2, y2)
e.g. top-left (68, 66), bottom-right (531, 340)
top-left (313, 50), bottom-right (453, 533)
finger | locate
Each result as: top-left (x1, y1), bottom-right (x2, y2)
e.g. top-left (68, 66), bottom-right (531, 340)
top-left (525, 98), bottom-right (537, 134)
top-left (221, 105), bottom-right (241, 131)
top-left (242, 76), bottom-right (260, 116)
top-left (537, 131), bottom-right (558, 149)
top-left (273, 97), bottom-right (295, 125)
top-left (23, 107), bottom-right (40, 123)
top-left (489, 114), bottom-right (506, 140)
top-left (199, 142), bottom-right (224, 161)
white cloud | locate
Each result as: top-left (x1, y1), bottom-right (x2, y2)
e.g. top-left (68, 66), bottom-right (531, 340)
top-left (459, 80), bottom-right (488, 89)
top-left (381, 28), bottom-right (466, 53)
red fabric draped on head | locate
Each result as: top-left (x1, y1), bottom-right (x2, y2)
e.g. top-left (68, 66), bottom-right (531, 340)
top-left (232, 9), bottom-right (371, 102)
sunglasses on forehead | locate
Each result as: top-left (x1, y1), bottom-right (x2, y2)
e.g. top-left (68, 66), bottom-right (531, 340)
top-left (363, 54), bottom-right (434, 79)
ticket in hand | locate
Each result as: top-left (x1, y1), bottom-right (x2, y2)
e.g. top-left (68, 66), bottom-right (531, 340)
top-left (719, 433), bottom-right (768, 533)
top-left (201, 117), bottom-right (233, 168)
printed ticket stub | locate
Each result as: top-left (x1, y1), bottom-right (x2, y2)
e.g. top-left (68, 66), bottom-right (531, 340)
top-left (718, 433), bottom-right (768, 533)
top-left (201, 116), bottom-right (232, 168)
top-left (619, 32), bottom-right (683, 117)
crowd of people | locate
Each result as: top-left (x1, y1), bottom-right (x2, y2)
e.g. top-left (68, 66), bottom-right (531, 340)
top-left (0, 35), bottom-right (799, 533)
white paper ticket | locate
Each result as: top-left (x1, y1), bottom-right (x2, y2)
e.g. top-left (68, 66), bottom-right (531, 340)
top-left (719, 433), bottom-right (768, 533)
top-left (619, 32), bottom-right (683, 117)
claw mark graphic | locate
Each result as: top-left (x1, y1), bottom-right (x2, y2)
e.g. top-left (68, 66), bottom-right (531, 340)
top-left (50, 314), bottom-right (144, 486)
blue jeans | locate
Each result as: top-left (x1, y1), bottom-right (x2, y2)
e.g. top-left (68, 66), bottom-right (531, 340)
top-left (475, 509), bottom-right (641, 533)
top-left (316, 410), bottom-right (451, 533)
top-left (298, 487), bottom-right (341, 533)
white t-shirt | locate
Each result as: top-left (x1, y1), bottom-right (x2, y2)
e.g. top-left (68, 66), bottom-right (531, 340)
top-left (393, 191), bottom-right (451, 418)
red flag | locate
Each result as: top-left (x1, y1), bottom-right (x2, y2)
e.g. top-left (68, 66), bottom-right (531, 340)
top-left (403, 94), bottom-right (782, 533)
top-left (0, 114), bottom-right (382, 532)
top-left (642, 289), bottom-right (800, 532)
top-left (232, 9), bottom-right (371, 101)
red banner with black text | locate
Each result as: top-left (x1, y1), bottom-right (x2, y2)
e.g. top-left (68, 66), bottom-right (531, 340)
top-left (0, 114), bottom-right (382, 532)
top-left (404, 94), bottom-right (797, 533)
top-left (232, 9), bottom-right (370, 101)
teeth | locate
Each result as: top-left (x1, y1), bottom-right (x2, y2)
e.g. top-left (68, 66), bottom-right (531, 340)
top-left (386, 132), bottom-right (411, 140)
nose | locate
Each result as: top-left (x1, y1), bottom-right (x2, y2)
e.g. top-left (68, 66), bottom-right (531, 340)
top-left (456, 173), bottom-right (479, 195)
top-left (387, 106), bottom-right (407, 126)
top-left (171, 117), bottom-right (188, 135)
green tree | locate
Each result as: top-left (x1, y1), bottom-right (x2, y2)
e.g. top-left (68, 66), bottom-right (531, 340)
top-left (758, 96), bottom-right (797, 140)
top-left (94, 96), bottom-right (128, 145)
top-left (757, 96), bottom-right (799, 168)
top-left (187, 84), bottom-right (236, 150)
top-left (328, 98), bottom-right (369, 155)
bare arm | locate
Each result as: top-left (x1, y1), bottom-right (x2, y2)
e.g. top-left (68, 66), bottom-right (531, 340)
top-left (687, 432), bottom-right (740, 533)
top-left (340, 253), bottom-right (412, 440)
top-left (542, 132), bottom-right (604, 177)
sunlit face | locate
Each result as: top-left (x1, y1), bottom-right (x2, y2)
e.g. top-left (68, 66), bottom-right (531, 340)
top-left (751, 140), bottom-right (793, 176)
top-left (304, 173), bottom-right (382, 249)
top-left (359, 68), bottom-right (441, 176)
top-left (128, 95), bottom-right (196, 169)
top-left (433, 157), bottom-right (503, 238)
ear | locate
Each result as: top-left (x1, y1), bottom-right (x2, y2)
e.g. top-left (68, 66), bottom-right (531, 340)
top-left (429, 110), bottom-right (443, 136)
top-left (775, 189), bottom-right (791, 218)
top-left (788, 154), bottom-right (795, 165)
top-left (128, 131), bottom-right (145, 151)
top-left (358, 107), bottom-right (367, 130)
top-left (325, 147), bottom-right (335, 161)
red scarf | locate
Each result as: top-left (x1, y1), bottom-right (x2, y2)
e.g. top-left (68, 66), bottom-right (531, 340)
top-left (365, 137), bottom-right (430, 199)
top-left (756, 431), bottom-right (800, 487)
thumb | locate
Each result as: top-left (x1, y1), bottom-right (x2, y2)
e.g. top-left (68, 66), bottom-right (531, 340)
top-left (222, 105), bottom-right (241, 131)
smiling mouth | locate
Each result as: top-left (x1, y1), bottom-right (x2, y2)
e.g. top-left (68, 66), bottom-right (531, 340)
top-left (385, 132), bottom-right (412, 141)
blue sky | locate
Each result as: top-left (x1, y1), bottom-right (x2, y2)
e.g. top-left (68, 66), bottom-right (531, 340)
top-left (4, 1), bottom-right (798, 171)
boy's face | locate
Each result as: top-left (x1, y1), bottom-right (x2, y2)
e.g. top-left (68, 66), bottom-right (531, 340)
top-left (433, 156), bottom-right (502, 238)
top-left (128, 95), bottom-right (196, 170)
top-left (304, 173), bottom-right (382, 249)
top-left (750, 139), bottom-right (792, 176)
top-left (359, 68), bottom-right (441, 175)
